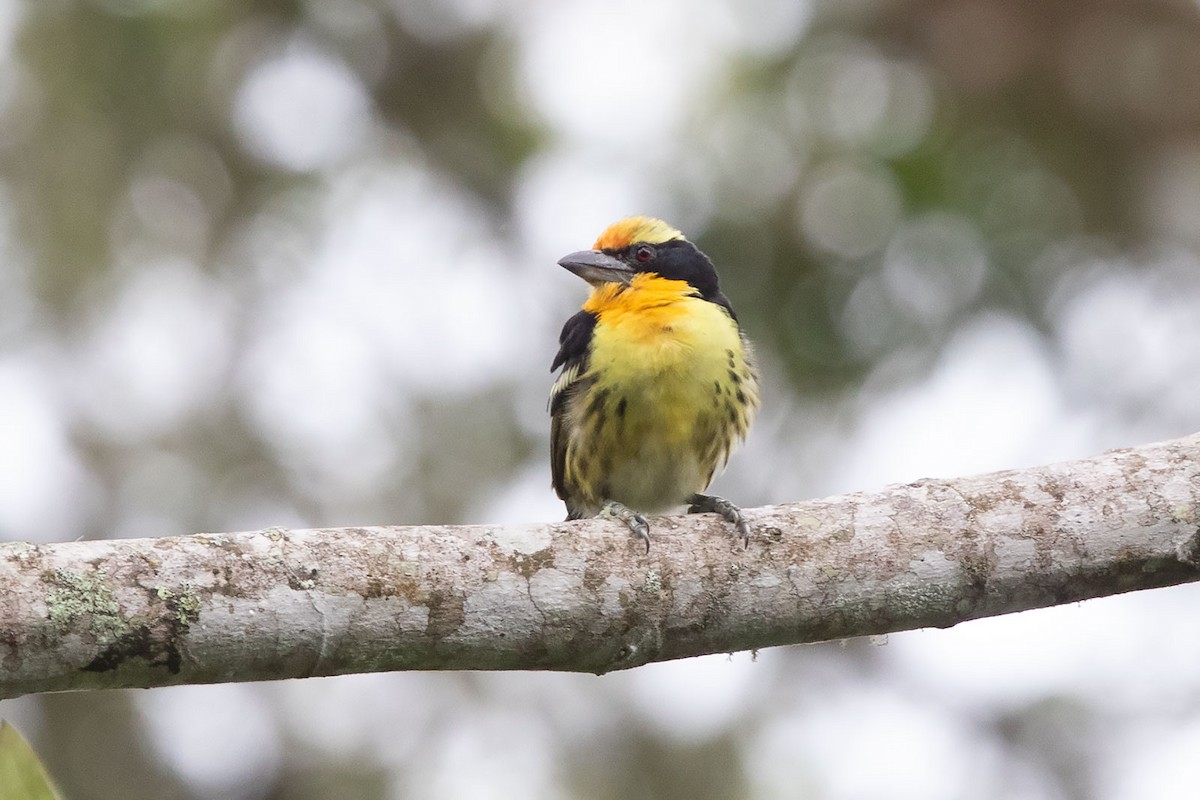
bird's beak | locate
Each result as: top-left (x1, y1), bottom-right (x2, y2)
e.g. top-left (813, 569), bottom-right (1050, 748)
top-left (557, 250), bottom-right (634, 286)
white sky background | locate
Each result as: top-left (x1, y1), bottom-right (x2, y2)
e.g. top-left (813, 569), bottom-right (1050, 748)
top-left (2, 0), bottom-right (1200, 798)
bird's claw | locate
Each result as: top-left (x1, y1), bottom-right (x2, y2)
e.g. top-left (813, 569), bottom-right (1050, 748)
top-left (734, 517), bottom-right (751, 549)
top-left (600, 500), bottom-right (652, 552)
top-left (688, 493), bottom-right (751, 548)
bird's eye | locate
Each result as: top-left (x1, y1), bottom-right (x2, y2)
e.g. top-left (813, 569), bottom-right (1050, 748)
top-left (634, 245), bottom-right (655, 263)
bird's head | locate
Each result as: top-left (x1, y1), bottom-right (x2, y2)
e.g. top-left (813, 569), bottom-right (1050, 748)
top-left (558, 216), bottom-right (721, 299)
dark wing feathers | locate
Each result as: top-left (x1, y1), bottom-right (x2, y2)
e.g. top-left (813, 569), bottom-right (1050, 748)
top-left (549, 310), bottom-right (597, 503)
top-left (551, 309), bottom-right (596, 374)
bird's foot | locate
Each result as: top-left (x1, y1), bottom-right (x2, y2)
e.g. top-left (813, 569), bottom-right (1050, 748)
top-left (687, 493), bottom-right (751, 548)
top-left (599, 500), bottom-right (651, 553)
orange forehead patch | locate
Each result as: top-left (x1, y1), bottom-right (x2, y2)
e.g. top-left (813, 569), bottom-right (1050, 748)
top-left (593, 216), bottom-right (685, 251)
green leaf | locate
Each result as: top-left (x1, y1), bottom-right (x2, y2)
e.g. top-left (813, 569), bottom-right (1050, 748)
top-left (0, 721), bottom-right (60, 800)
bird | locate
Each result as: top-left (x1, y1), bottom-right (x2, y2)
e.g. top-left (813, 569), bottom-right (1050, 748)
top-left (549, 216), bottom-right (760, 550)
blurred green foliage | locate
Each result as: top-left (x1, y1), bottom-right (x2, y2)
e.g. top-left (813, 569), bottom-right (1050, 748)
top-left (0, 722), bottom-right (60, 800)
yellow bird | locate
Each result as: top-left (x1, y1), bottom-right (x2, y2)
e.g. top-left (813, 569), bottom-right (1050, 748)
top-left (550, 217), bottom-right (760, 549)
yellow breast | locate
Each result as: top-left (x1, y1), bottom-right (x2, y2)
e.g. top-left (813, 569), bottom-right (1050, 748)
top-left (585, 276), bottom-right (748, 416)
top-left (568, 274), bottom-right (758, 512)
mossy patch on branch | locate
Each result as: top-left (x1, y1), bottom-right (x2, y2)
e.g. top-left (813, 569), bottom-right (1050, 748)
top-left (43, 569), bottom-right (205, 676)
top-left (45, 568), bottom-right (128, 642)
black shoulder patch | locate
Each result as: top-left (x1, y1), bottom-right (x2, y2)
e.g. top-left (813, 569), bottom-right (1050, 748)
top-left (709, 291), bottom-right (739, 323)
top-left (551, 309), bottom-right (597, 373)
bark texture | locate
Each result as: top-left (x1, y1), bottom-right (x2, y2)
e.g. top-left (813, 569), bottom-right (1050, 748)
top-left (3, 434), bottom-right (1200, 699)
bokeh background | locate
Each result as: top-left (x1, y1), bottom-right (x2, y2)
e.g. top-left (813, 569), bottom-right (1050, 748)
top-left (3, 0), bottom-right (1200, 797)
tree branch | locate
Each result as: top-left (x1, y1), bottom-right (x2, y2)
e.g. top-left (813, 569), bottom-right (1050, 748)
top-left (3, 434), bottom-right (1200, 699)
